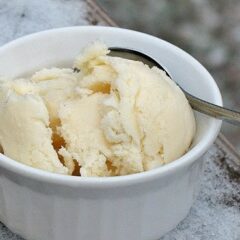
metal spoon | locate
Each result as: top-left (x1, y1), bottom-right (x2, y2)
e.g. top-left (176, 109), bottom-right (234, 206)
top-left (108, 47), bottom-right (240, 126)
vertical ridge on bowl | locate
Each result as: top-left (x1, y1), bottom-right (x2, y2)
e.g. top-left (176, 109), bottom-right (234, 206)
top-left (0, 178), bottom-right (7, 226)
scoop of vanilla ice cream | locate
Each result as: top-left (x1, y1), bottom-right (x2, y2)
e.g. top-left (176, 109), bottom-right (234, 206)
top-left (0, 42), bottom-right (195, 177)
top-left (73, 42), bottom-right (196, 175)
top-left (0, 78), bottom-right (68, 174)
top-left (102, 58), bottom-right (195, 172)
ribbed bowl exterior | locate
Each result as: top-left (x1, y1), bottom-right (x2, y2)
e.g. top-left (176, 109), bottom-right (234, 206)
top-left (0, 158), bottom-right (203, 240)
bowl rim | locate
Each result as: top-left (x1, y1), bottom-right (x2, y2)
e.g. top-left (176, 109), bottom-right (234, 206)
top-left (0, 26), bottom-right (222, 187)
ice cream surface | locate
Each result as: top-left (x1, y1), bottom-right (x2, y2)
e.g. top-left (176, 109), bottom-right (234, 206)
top-left (0, 42), bottom-right (196, 176)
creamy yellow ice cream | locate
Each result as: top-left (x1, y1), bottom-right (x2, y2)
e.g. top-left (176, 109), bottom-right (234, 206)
top-left (0, 78), bottom-right (68, 174)
top-left (0, 42), bottom-right (196, 176)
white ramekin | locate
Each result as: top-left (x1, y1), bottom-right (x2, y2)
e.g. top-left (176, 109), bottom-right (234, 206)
top-left (0, 26), bottom-right (222, 240)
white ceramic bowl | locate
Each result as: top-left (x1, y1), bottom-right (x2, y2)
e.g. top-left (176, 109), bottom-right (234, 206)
top-left (0, 26), bottom-right (222, 240)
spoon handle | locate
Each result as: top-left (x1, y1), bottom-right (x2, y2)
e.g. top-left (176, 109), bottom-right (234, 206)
top-left (108, 47), bottom-right (240, 126)
top-left (185, 91), bottom-right (240, 126)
